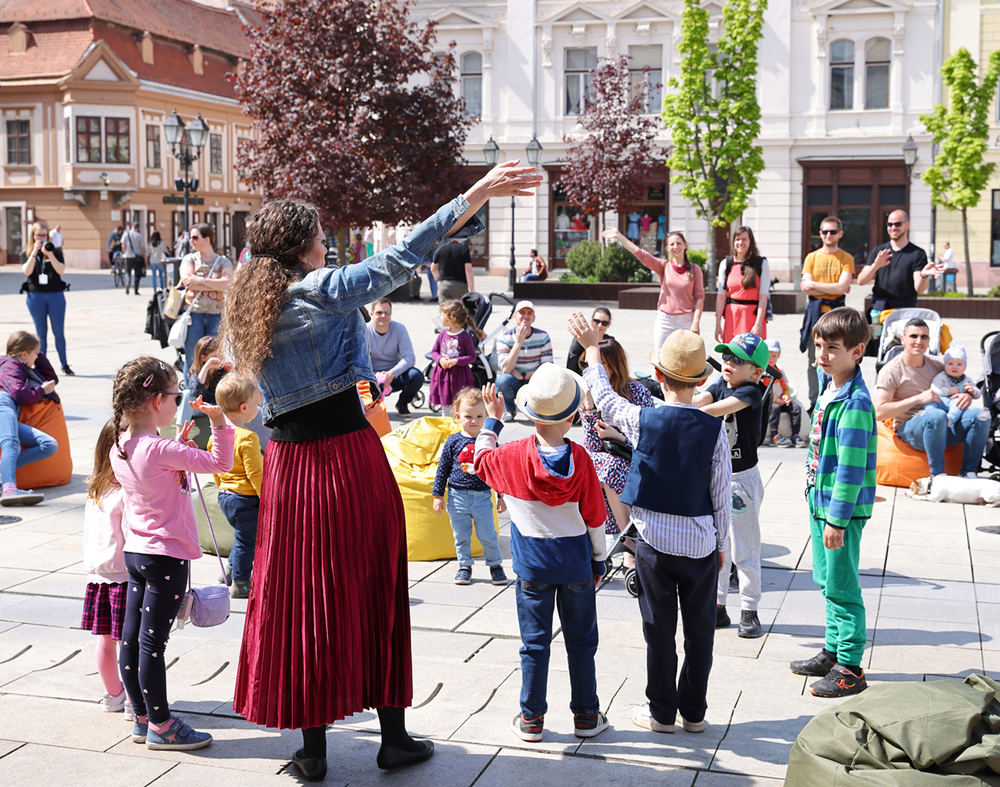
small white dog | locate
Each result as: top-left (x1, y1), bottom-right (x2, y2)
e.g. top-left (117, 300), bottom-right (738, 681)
top-left (907, 475), bottom-right (1000, 507)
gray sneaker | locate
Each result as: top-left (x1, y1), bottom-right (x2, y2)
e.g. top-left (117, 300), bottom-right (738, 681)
top-left (0, 487), bottom-right (44, 507)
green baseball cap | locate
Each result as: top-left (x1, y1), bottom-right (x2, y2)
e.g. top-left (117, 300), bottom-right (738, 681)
top-left (714, 333), bottom-right (769, 370)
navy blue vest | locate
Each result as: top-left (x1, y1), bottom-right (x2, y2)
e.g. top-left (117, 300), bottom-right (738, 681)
top-left (620, 405), bottom-right (720, 517)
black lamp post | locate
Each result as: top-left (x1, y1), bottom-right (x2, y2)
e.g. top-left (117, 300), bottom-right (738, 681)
top-left (902, 135), bottom-right (918, 180)
top-left (164, 109), bottom-right (209, 253)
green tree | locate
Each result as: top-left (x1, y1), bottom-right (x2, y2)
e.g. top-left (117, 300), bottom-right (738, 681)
top-left (661, 0), bottom-right (767, 286)
top-left (920, 47), bottom-right (1000, 296)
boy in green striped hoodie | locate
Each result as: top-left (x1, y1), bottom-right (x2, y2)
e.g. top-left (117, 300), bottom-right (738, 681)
top-left (790, 308), bottom-right (877, 698)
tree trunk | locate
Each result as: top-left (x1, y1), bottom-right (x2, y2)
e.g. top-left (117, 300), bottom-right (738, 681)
top-left (961, 207), bottom-right (973, 297)
top-left (705, 217), bottom-right (717, 293)
top-left (337, 227), bottom-right (349, 266)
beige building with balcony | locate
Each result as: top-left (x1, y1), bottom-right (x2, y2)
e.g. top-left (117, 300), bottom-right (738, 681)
top-left (0, 0), bottom-right (262, 268)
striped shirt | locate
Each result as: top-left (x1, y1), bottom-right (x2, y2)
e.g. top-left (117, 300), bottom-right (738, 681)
top-left (583, 365), bottom-right (731, 559)
top-left (496, 327), bottom-right (554, 375)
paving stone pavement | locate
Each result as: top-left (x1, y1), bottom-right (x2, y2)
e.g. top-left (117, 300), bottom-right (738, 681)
top-left (1, 267), bottom-right (998, 786)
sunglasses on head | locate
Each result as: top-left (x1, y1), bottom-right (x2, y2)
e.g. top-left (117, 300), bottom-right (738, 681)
top-left (592, 318), bottom-right (610, 327)
top-left (146, 391), bottom-right (183, 406)
top-left (886, 221), bottom-right (905, 228)
top-left (722, 352), bottom-right (751, 366)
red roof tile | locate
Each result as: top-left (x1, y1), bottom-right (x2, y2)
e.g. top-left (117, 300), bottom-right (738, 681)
top-left (0, 0), bottom-right (251, 57)
top-left (0, 21), bottom-right (93, 80)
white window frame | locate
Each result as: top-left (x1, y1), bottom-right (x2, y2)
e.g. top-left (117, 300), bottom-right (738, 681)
top-left (564, 47), bottom-right (597, 117)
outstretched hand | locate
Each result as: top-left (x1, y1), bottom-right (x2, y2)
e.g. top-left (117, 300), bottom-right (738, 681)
top-left (482, 383), bottom-right (506, 420)
top-left (476, 160), bottom-right (543, 199)
top-left (568, 312), bottom-right (600, 350)
top-left (190, 395), bottom-right (226, 428)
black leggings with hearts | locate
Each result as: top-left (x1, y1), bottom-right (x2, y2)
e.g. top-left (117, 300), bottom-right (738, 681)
top-left (120, 552), bottom-right (188, 725)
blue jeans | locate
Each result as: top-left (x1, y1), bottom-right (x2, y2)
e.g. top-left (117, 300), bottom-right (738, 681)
top-left (182, 311), bottom-right (222, 381)
top-left (387, 366), bottom-right (424, 407)
top-left (895, 406), bottom-right (991, 476)
top-left (519, 274), bottom-right (541, 282)
top-left (150, 263), bottom-right (166, 291)
top-left (447, 487), bottom-right (501, 568)
top-left (515, 577), bottom-right (600, 718)
top-left (926, 398), bottom-right (988, 427)
top-left (495, 374), bottom-right (528, 417)
top-left (0, 392), bottom-right (59, 487)
top-left (25, 291), bottom-right (68, 367)
top-left (217, 491), bottom-right (259, 583)
top-left (424, 266), bottom-right (438, 298)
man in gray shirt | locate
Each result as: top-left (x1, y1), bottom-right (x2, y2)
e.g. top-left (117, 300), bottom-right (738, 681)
top-left (366, 297), bottom-right (424, 419)
top-left (121, 222), bottom-right (147, 295)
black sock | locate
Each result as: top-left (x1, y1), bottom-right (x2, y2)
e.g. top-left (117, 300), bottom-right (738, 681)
top-left (301, 726), bottom-right (327, 759)
top-left (842, 664), bottom-right (863, 678)
top-left (822, 648), bottom-right (837, 661)
top-left (377, 707), bottom-right (422, 752)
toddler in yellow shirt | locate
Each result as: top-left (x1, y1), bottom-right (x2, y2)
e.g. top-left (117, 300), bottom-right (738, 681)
top-left (210, 374), bottom-right (264, 599)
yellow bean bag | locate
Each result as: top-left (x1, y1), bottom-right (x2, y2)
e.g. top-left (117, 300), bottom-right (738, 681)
top-left (382, 416), bottom-right (500, 561)
top-left (10, 399), bottom-right (72, 489)
top-left (876, 419), bottom-right (962, 488)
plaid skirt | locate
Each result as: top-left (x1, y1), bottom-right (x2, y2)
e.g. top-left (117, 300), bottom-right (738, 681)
top-left (80, 582), bottom-right (127, 639)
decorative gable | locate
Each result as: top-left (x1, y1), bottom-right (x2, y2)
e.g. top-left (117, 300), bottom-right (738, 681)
top-left (82, 58), bottom-right (120, 81)
top-left (617, 2), bottom-right (674, 22)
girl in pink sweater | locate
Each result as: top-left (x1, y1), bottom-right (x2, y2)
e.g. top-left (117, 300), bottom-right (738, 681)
top-left (109, 355), bottom-right (234, 751)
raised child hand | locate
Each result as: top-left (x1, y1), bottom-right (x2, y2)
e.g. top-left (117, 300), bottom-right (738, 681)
top-left (482, 383), bottom-right (505, 420)
top-left (190, 395), bottom-right (226, 428)
top-left (567, 312), bottom-right (599, 349)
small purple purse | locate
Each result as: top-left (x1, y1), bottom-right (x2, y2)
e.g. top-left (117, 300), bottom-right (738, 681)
top-left (178, 475), bottom-right (230, 629)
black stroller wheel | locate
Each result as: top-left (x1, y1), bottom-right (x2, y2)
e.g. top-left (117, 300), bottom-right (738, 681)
top-left (411, 389), bottom-right (426, 410)
top-left (625, 568), bottom-right (639, 598)
top-left (428, 399), bottom-right (441, 413)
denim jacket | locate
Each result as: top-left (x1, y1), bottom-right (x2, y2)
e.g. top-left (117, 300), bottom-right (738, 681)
top-left (258, 195), bottom-right (483, 423)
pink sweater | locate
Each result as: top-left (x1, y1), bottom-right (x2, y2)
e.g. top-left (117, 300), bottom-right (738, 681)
top-left (111, 427), bottom-right (235, 561)
top-left (634, 248), bottom-right (705, 315)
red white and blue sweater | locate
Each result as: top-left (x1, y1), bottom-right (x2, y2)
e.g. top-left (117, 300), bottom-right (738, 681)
top-left (474, 418), bottom-right (607, 584)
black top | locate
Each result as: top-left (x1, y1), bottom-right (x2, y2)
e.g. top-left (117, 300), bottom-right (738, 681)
top-left (269, 386), bottom-right (370, 442)
top-left (433, 241), bottom-right (471, 283)
top-left (566, 334), bottom-right (616, 374)
top-left (20, 248), bottom-right (66, 293)
top-left (706, 378), bottom-right (762, 474)
top-left (868, 241), bottom-right (927, 308)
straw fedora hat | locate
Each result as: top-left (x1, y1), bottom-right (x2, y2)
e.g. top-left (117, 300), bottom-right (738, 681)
top-left (647, 330), bottom-right (712, 382)
top-left (515, 363), bottom-right (587, 423)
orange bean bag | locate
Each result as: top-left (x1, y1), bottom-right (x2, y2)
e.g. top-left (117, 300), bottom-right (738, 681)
top-left (875, 419), bottom-right (961, 488)
top-left (358, 381), bottom-right (391, 438)
top-left (11, 399), bottom-right (72, 488)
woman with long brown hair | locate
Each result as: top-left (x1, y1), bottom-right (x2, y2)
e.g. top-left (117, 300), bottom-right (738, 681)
top-left (715, 225), bottom-right (769, 343)
top-left (221, 161), bottom-right (540, 781)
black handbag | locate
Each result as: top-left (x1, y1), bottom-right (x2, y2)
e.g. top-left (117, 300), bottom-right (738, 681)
top-left (601, 437), bottom-right (633, 463)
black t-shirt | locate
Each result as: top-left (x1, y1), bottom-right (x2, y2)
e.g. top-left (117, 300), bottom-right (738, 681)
top-left (20, 248), bottom-right (66, 293)
top-left (566, 334), bottom-right (616, 373)
top-left (706, 378), bottom-right (762, 473)
top-left (433, 241), bottom-right (471, 282)
top-left (869, 241), bottom-right (927, 308)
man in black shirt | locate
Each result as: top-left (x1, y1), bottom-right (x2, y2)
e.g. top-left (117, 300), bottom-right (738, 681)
top-left (857, 210), bottom-right (940, 310)
top-left (431, 238), bottom-right (475, 302)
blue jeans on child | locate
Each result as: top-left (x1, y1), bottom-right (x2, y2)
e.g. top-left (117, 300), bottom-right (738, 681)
top-left (515, 577), bottom-right (600, 718)
top-left (495, 374), bottom-right (528, 418)
top-left (217, 490), bottom-right (259, 583)
top-left (0, 392), bottom-right (58, 487)
top-left (25, 291), bottom-right (68, 367)
top-left (150, 263), bottom-right (167, 291)
top-left (925, 398), bottom-right (988, 427)
top-left (895, 406), bottom-right (991, 476)
top-left (446, 487), bottom-right (501, 568)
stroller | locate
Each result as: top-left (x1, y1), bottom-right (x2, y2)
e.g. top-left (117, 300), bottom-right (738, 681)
top-left (979, 330), bottom-right (1000, 479)
top-left (874, 307), bottom-right (942, 374)
top-left (412, 291), bottom-right (517, 411)
top-left (143, 289), bottom-right (187, 384)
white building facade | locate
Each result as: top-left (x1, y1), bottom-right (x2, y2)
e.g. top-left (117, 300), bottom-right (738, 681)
top-left (412, 0), bottom-right (940, 281)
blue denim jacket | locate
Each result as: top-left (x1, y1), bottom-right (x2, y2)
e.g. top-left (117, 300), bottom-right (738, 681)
top-left (258, 195), bottom-right (483, 423)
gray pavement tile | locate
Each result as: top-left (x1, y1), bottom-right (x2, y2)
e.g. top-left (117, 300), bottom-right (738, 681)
top-left (0, 593), bottom-right (88, 628)
top-left (977, 603), bottom-right (1000, 651)
top-left (0, 530), bottom-right (65, 557)
top-left (879, 577), bottom-right (977, 602)
top-left (409, 579), bottom-right (508, 608)
top-left (142, 762), bottom-right (304, 787)
top-left (0, 739), bottom-right (23, 758)
top-left (755, 632), bottom-right (833, 668)
top-left (0, 695), bottom-right (131, 751)
top-left (7, 571), bottom-right (87, 599)
top-left (408, 560), bottom-right (452, 582)
top-left (410, 629), bottom-right (492, 662)
top-left (462, 635), bottom-right (522, 667)
top-left (867, 644), bottom-right (983, 680)
top-left (883, 558), bottom-right (972, 583)
top-left (410, 601), bottom-right (479, 632)
top-left (710, 710), bottom-right (815, 780)
top-left (693, 773), bottom-right (784, 787)
top-left (871, 617), bottom-right (984, 649)
top-left (474, 747), bottom-right (697, 786)
top-left (874, 594), bottom-right (979, 625)
top-left (0, 568), bottom-right (46, 592)
top-left (0, 743), bottom-right (174, 787)
top-left (454, 605), bottom-right (522, 639)
top-left (978, 584), bottom-right (1000, 604)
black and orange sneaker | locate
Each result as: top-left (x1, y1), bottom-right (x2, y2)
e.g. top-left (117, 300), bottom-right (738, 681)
top-left (511, 713), bottom-right (544, 742)
top-left (809, 664), bottom-right (868, 698)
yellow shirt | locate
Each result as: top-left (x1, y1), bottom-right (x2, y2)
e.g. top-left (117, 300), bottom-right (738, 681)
top-left (802, 248), bottom-right (855, 302)
top-left (209, 426), bottom-right (263, 497)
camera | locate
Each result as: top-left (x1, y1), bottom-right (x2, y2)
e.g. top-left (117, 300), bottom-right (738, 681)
top-left (44, 242), bottom-right (55, 252)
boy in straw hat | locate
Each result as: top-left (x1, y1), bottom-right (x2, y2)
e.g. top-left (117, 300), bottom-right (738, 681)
top-left (474, 365), bottom-right (610, 742)
top-left (568, 313), bottom-right (731, 735)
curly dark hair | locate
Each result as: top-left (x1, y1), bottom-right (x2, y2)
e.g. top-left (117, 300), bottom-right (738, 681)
top-left (220, 199), bottom-right (318, 377)
top-left (111, 355), bottom-right (176, 458)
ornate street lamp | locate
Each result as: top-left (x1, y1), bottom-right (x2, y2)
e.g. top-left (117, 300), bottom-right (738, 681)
top-left (164, 109), bottom-right (209, 254)
top-left (902, 135), bottom-right (918, 180)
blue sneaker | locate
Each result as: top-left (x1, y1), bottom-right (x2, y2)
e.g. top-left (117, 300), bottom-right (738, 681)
top-left (145, 715), bottom-right (212, 750)
top-left (132, 719), bottom-right (148, 744)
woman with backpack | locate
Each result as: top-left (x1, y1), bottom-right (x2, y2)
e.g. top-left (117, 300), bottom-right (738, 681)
top-left (715, 226), bottom-right (769, 343)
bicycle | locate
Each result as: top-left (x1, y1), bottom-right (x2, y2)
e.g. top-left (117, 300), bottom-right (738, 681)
top-left (111, 251), bottom-right (126, 288)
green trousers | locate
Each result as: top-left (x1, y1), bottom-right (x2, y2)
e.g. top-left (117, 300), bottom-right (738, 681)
top-left (808, 489), bottom-right (867, 667)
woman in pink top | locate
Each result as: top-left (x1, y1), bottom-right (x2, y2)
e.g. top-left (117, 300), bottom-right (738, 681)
top-left (603, 227), bottom-right (704, 350)
top-left (109, 355), bottom-right (234, 752)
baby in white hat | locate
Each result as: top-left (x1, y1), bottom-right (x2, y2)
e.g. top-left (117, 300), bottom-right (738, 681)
top-left (930, 346), bottom-right (989, 426)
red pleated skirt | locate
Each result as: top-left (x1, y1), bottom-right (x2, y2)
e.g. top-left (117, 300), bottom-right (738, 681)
top-left (233, 426), bottom-right (413, 729)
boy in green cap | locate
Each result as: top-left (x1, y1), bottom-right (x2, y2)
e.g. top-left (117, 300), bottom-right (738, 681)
top-left (694, 332), bottom-right (769, 639)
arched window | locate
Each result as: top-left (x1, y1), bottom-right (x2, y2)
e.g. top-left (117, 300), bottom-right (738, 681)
top-left (830, 39), bottom-right (854, 110)
top-left (865, 38), bottom-right (890, 109)
top-left (461, 52), bottom-right (482, 118)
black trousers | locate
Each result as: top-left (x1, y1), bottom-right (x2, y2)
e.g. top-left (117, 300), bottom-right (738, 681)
top-left (769, 399), bottom-right (802, 435)
top-left (635, 540), bottom-right (718, 725)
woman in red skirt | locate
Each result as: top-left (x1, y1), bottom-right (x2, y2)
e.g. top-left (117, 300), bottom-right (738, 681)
top-left (221, 162), bottom-right (541, 781)
top-left (714, 226), bottom-right (770, 343)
